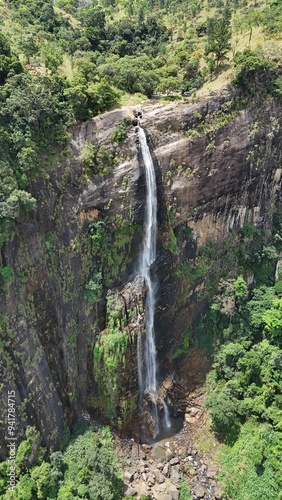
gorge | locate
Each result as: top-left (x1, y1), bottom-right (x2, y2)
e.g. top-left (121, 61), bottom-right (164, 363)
top-left (1, 86), bottom-right (282, 497)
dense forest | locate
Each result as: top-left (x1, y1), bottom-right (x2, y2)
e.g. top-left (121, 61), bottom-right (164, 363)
top-left (1, 0), bottom-right (282, 497)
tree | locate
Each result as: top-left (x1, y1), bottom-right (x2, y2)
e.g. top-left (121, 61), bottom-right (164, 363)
top-left (205, 11), bottom-right (231, 68)
top-left (182, 56), bottom-right (203, 92)
top-left (40, 42), bottom-right (64, 73)
top-left (0, 190), bottom-right (36, 219)
top-left (0, 34), bottom-right (23, 85)
top-left (262, 298), bottom-right (282, 342)
top-left (90, 78), bottom-right (120, 113)
top-left (20, 33), bottom-right (38, 63)
top-left (233, 49), bottom-right (276, 94)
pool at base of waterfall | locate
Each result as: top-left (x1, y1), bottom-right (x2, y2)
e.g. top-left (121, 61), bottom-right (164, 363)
top-left (151, 416), bottom-right (184, 459)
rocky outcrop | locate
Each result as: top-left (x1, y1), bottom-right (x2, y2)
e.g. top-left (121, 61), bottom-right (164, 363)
top-left (119, 389), bottom-right (222, 499)
top-left (0, 90), bottom-right (282, 452)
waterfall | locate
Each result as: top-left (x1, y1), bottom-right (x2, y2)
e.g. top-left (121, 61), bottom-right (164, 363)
top-left (136, 307), bottom-right (144, 396)
top-left (137, 126), bottom-right (171, 433)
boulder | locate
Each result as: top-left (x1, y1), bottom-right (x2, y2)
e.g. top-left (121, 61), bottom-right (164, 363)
top-left (170, 457), bottom-right (180, 466)
top-left (169, 484), bottom-right (180, 500)
top-left (138, 481), bottom-right (149, 497)
top-left (124, 486), bottom-right (137, 497)
top-left (206, 465), bottom-right (218, 478)
top-left (170, 468), bottom-right (180, 485)
top-left (194, 484), bottom-right (206, 498)
top-left (155, 470), bottom-right (166, 484)
top-left (124, 471), bottom-right (134, 483)
top-left (166, 449), bottom-right (174, 461)
top-left (163, 463), bottom-right (171, 477)
top-left (147, 474), bottom-right (155, 486)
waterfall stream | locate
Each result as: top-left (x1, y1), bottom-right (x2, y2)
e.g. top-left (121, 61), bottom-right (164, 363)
top-left (137, 126), bottom-right (171, 434)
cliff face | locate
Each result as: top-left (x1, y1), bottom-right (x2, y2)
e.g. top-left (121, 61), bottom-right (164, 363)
top-left (1, 91), bottom-right (282, 450)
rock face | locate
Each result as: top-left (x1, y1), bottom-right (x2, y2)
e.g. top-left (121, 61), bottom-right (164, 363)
top-left (1, 91), bottom-right (282, 451)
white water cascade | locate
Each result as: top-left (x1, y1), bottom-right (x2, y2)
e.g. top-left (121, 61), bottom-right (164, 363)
top-left (137, 126), bottom-right (171, 433)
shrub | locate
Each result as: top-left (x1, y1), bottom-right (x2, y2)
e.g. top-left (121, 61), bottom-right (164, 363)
top-left (233, 49), bottom-right (277, 95)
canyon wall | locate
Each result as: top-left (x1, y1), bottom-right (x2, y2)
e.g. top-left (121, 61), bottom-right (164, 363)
top-left (1, 90), bottom-right (282, 451)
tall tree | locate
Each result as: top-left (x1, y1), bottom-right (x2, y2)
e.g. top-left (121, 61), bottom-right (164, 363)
top-left (205, 10), bottom-right (232, 69)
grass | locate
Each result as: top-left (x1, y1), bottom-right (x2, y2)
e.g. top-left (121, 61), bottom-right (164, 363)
top-left (119, 92), bottom-right (149, 107)
top-left (53, 6), bottom-right (79, 28)
top-left (59, 54), bottom-right (73, 80)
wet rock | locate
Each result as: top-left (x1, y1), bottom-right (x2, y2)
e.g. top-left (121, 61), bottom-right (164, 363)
top-left (194, 484), bottom-right (206, 498)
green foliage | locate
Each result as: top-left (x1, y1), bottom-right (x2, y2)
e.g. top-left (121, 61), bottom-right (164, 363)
top-left (84, 272), bottom-right (103, 304)
top-left (219, 421), bottom-right (281, 500)
top-left (110, 118), bottom-right (131, 144)
top-left (262, 0), bottom-right (282, 35)
top-left (65, 78), bottom-right (120, 122)
top-left (181, 56), bottom-right (203, 92)
top-left (80, 141), bottom-right (98, 170)
top-left (93, 296), bottom-right (129, 417)
top-left (0, 71), bottom-right (71, 232)
top-left (172, 331), bottom-right (190, 359)
top-left (206, 274), bottom-right (282, 494)
top-left (233, 49), bottom-right (277, 95)
top-left (2, 425), bottom-right (123, 499)
top-left (234, 276), bottom-right (247, 299)
top-left (176, 240), bottom-right (217, 287)
top-left (0, 265), bottom-right (14, 285)
top-left (105, 55), bottom-right (159, 97)
top-left (163, 229), bottom-right (177, 254)
top-left (15, 426), bottom-right (44, 470)
top-left (81, 142), bottom-right (114, 176)
top-left (262, 298), bottom-right (282, 343)
top-left (88, 216), bottom-right (137, 286)
top-left (205, 10), bottom-right (231, 69)
top-left (0, 33), bottom-right (23, 85)
top-left (180, 480), bottom-right (192, 499)
top-left (57, 426), bottom-right (123, 499)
